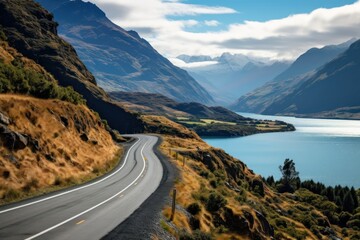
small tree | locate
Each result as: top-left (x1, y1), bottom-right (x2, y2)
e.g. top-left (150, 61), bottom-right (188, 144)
top-left (278, 159), bottom-right (299, 193)
top-left (343, 191), bottom-right (355, 213)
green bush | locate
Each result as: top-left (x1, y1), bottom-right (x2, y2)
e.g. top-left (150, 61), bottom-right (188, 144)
top-left (187, 202), bottom-right (201, 215)
top-left (339, 211), bottom-right (352, 227)
top-left (0, 28), bottom-right (6, 41)
top-left (0, 59), bottom-right (85, 104)
top-left (205, 192), bottom-right (227, 212)
top-left (179, 230), bottom-right (212, 240)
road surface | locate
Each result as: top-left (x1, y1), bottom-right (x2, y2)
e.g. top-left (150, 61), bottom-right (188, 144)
top-left (0, 135), bottom-right (163, 240)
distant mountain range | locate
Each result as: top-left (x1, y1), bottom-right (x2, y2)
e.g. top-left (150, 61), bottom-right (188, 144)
top-left (231, 39), bottom-right (360, 119)
top-left (173, 53), bottom-right (290, 105)
top-left (37, 0), bottom-right (214, 105)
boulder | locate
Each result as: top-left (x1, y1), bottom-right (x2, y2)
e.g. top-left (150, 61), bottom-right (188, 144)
top-left (255, 210), bottom-right (274, 237)
top-left (0, 112), bottom-right (10, 125)
top-left (0, 124), bottom-right (28, 150)
top-left (80, 133), bottom-right (89, 142)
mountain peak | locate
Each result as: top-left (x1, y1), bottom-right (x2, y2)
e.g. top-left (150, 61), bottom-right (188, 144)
top-left (37, 0), bottom-right (214, 104)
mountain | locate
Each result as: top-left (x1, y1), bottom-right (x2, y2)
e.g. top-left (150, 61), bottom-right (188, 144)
top-left (262, 39), bottom-right (360, 118)
top-left (231, 39), bottom-right (356, 114)
top-left (0, 0), bottom-right (144, 133)
top-left (175, 53), bottom-right (289, 105)
top-left (37, 0), bottom-right (214, 105)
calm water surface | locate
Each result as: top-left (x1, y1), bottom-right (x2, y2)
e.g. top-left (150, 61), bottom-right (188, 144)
top-left (204, 113), bottom-right (360, 188)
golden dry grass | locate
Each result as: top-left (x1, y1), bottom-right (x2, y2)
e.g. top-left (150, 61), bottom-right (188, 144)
top-left (0, 94), bottom-right (120, 204)
top-left (146, 114), bottom-right (346, 239)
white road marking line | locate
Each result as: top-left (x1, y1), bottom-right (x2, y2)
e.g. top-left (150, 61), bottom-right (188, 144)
top-left (0, 139), bottom-right (141, 215)
top-left (24, 141), bottom-right (148, 240)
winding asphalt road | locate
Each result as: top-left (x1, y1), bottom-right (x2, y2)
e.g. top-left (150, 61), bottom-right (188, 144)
top-left (0, 135), bottom-right (163, 240)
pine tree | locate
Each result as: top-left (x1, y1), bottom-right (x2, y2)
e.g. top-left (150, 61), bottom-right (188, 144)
top-left (343, 191), bottom-right (355, 213)
top-left (278, 159), bottom-right (299, 193)
top-left (350, 187), bottom-right (359, 209)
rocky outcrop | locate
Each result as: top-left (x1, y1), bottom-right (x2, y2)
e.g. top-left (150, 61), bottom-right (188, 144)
top-left (0, 124), bottom-right (28, 150)
top-left (0, 112), bottom-right (10, 125)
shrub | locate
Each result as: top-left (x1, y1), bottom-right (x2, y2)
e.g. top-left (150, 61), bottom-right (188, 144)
top-left (251, 179), bottom-right (265, 197)
top-left (179, 230), bottom-right (212, 240)
top-left (0, 60), bottom-right (85, 104)
top-left (205, 192), bottom-right (227, 212)
top-left (339, 211), bottom-right (352, 227)
top-left (187, 202), bottom-right (201, 215)
top-left (209, 179), bottom-right (217, 188)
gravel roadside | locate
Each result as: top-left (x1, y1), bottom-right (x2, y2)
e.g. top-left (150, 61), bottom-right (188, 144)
top-left (103, 135), bottom-right (178, 240)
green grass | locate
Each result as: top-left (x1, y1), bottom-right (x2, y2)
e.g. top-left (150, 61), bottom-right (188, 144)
top-left (200, 119), bottom-right (237, 125)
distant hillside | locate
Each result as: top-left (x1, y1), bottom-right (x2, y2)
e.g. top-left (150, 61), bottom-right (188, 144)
top-left (37, 0), bottom-right (214, 105)
top-left (0, 0), bottom-right (144, 133)
top-left (109, 91), bottom-right (246, 122)
top-left (110, 91), bottom-right (295, 137)
top-left (231, 40), bottom-right (355, 115)
top-left (262, 39), bottom-right (360, 118)
top-left (175, 53), bottom-right (289, 104)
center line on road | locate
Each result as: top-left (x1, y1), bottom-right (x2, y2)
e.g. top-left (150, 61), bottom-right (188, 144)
top-left (25, 141), bottom-right (149, 240)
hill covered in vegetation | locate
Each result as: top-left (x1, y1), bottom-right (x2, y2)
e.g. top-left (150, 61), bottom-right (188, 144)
top-left (110, 91), bottom-right (295, 137)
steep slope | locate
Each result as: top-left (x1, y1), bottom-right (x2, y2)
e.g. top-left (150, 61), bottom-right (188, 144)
top-left (0, 0), bottom-right (144, 133)
top-left (0, 95), bottom-right (120, 204)
top-left (231, 40), bottom-right (355, 113)
top-left (262, 39), bottom-right (360, 118)
top-left (37, 0), bottom-right (214, 105)
top-left (0, 30), bottom-right (120, 204)
top-left (175, 53), bottom-right (289, 104)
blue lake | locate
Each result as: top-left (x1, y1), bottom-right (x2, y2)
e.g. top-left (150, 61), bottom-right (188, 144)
top-left (203, 113), bottom-right (360, 188)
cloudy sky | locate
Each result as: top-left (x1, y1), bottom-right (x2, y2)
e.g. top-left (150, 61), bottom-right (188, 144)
top-left (89, 0), bottom-right (360, 60)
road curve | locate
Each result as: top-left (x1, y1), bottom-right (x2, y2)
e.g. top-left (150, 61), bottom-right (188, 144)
top-left (0, 134), bottom-right (163, 240)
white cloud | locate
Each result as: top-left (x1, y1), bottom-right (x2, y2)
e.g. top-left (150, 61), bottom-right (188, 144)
top-left (204, 20), bottom-right (220, 27)
top-left (169, 58), bottom-right (218, 68)
top-left (89, 0), bottom-right (360, 60)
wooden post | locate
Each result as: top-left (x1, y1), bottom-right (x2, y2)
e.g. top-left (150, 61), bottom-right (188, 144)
top-left (183, 156), bottom-right (186, 167)
top-left (175, 152), bottom-right (178, 160)
top-left (169, 148), bottom-right (171, 156)
top-left (170, 188), bottom-right (176, 221)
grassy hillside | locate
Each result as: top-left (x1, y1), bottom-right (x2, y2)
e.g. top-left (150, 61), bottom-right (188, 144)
top-left (0, 30), bottom-right (121, 204)
top-left (0, 95), bottom-right (120, 204)
top-left (141, 116), bottom-right (360, 240)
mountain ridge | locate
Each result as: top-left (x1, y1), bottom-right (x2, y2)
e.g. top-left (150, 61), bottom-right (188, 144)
top-left (231, 39), bottom-right (356, 116)
top-left (37, 0), bottom-right (214, 105)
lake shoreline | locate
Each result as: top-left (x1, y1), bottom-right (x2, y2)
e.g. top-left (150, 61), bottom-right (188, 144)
top-left (204, 112), bottom-right (360, 188)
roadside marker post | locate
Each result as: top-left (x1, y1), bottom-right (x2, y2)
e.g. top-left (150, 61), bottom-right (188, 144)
top-left (170, 188), bottom-right (176, 221)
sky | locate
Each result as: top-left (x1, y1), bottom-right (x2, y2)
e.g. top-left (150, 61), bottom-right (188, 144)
top-left (89, 0), bottom-right (360, 61)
